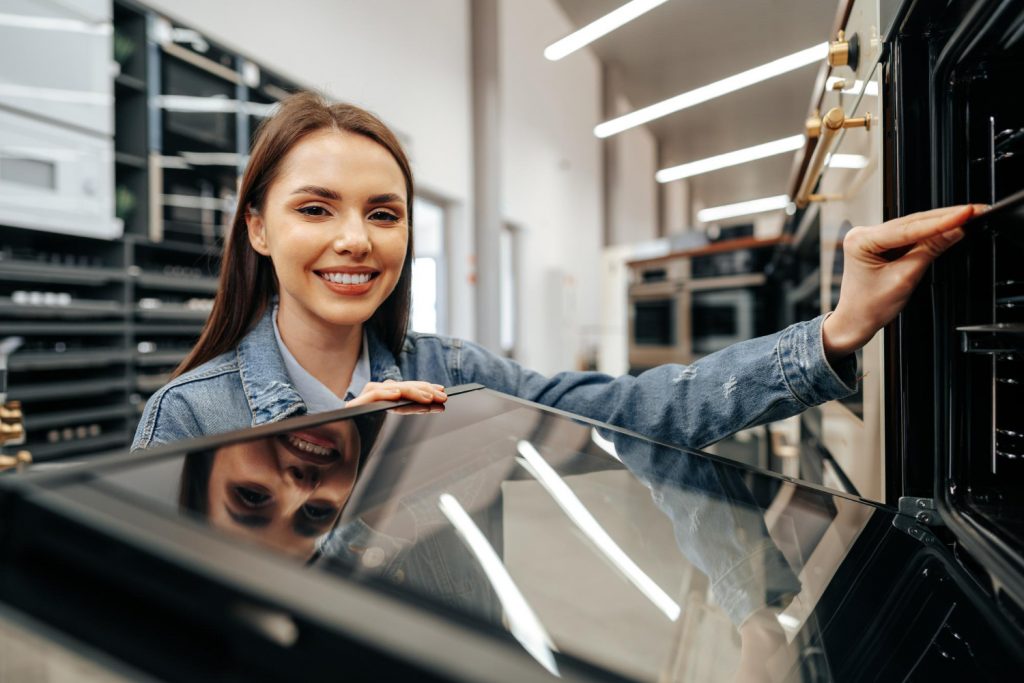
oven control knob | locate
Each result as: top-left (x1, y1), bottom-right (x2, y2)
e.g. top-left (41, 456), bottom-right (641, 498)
top-left (828, 30), bottom-right (860, 71)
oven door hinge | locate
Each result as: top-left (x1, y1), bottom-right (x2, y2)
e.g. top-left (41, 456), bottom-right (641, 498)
top-left (893, 496), bottom-right (946, 545)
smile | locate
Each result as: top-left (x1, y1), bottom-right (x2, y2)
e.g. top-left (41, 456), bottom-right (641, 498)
top-left (286, 433), bottom-right (333, 457)
top-left (317, 271), bottom-right (377, 285)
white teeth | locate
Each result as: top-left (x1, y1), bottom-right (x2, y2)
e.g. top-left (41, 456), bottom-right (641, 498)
top-left (320, 271), bottom-right (372, 285)
top-left (287, 434), bottom-right (332, 457)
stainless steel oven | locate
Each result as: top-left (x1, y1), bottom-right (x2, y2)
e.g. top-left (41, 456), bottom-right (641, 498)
top-left (627, 259), bottom-right (690, 370)
top-left (690, 288), bottom-right (756, 355)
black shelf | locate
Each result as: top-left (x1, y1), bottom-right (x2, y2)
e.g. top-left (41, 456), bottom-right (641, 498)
top-left (134, 351), bottom-right (188, 367)
top-left (9, 349), bottom-right (128, 371)
top-left (25, 405), bottom-right (130, 431)
top-left (0, 261), bottom-right (124, 286)
top-left (115, 151), bottom-right (147, 169)
top-left (115, 73), bottom-right (146, 93)
top-left (0, 299), bottom-right (126, 319)
top-left (12, 378), bottom-right (129, 402)
top-left (1, 322), bottom-right (126, 335)
top-left (134, 272), bottom-right (219, 293)
top-left (28, 431), bottom-right (131, 462)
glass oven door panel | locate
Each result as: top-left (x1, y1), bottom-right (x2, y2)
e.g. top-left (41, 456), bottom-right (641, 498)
top-left (0, 387), bottom-right (918, 682)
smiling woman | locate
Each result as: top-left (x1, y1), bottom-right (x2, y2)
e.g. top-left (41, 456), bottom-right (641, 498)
top-left (132, 91), bottom-right (978, 527)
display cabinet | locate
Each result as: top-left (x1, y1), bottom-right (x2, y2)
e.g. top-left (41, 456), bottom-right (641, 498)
top-left (0, 0), bottom-right (300, 463)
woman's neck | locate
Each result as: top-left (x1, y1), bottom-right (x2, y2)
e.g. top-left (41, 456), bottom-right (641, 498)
top-left (275, 301), bottom-right (363, 399)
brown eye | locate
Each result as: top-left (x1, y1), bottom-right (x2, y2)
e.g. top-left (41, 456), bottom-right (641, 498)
top-left (233, 486), bottom-right (271, 508)
top-left (302, 503), bottom-right (337, 522)
top-left (297, 206), bottom-right (329, 217)
top-left (368, 209), bottom-right (400, 223)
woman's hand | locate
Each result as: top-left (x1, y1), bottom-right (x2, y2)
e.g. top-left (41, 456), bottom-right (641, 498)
top-left (346, 379), bottom-right (447, 408)
top-left (822, 204), bottom-right (985, 362)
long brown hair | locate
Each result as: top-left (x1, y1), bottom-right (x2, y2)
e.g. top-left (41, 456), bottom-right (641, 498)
top-left (172, 91), bottom-right (415, 378)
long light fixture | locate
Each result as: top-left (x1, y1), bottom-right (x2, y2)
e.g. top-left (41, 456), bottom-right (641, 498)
top-left (544, 0), bottom-right (669, 61)
top-left (697, 194), bottom-right (791, 223)
top-left (656, 134), bottom-right (806, 183)
top-left (595, 42), bottom-right (828, 138)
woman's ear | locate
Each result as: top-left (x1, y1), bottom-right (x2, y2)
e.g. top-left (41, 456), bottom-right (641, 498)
top-left (246, 207), bottom-right (271, 256)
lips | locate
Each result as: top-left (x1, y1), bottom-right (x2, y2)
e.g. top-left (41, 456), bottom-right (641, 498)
top-left (314, 269), bottom-right (380, 295)
top-left (278, 432), bottom-right (341, 465)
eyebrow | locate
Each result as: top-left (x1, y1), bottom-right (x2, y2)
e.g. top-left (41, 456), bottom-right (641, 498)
top-left (290, 185), bottom-right (341, 201)
top-left (289, 186), bottom-right (405, 206)
top-left (226, 506), bottom-right (271, 528)
top-left (367, 193), bottom-right (405, 205)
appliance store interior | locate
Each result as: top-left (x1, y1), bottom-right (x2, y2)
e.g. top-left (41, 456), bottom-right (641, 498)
top-left (1, 0), bottom-right (1022, 680)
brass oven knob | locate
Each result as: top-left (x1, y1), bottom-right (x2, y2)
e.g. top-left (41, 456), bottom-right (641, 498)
top-left (828, 30), bottom-right (860, 71)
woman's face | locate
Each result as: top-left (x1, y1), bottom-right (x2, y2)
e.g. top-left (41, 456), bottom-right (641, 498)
top-left (207, 421), bottom-right (361, 559)
top-left (246, 129), bottom-right (409, 332)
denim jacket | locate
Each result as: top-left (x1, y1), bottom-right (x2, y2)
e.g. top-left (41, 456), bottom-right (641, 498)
top-left (132, 308), bottom-right (856, 452)
top-left (132, 308), bottom-right (857, 627)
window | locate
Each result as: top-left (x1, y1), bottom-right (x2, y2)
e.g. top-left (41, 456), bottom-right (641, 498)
top-left (410, 197), bottom-right (446, 334)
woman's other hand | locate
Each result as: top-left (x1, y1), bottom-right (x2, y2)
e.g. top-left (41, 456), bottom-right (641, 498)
top-left (346, 379), bottom-right (447, 408)
top-left (822, 204), bottom-right (985, 362)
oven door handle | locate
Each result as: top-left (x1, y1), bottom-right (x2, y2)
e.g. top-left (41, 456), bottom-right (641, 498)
top-left (796, 106), bottom-right (871, 208)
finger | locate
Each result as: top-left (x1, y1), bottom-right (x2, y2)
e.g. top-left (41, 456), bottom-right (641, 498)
top-left (886, 204), bottom-right (976, 228)
top-left (863, 205), bottom-right (974, 251)
top-left (904, 226), bottom-right (965, 260)
top-left (346, 387), bottom-right (402, 407)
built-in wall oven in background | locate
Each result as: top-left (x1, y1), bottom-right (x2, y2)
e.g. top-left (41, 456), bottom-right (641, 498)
top-left (690, 288), bottom-right (756, 355)
top-left (0, 0), bottom-right (119, 239)
top-left (627, 259), bottom-right (690, 371)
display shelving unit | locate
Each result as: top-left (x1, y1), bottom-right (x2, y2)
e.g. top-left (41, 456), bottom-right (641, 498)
top-left (0, 0), bottom-right (300, 462)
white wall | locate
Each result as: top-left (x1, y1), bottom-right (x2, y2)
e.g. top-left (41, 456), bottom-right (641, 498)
top-left (142, 0), bottom-right (478, 338)
top-left (607, 93), bottom-right (659, 245)
top-left (499, 0), bottom-right (604, 375)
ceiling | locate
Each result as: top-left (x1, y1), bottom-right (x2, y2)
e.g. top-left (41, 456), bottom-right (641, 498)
top-left (553, 0), bottom-right (837, 215)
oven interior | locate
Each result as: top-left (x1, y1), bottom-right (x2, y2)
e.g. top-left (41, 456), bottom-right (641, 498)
top-left (933, 1), bottom-right (1024, 560)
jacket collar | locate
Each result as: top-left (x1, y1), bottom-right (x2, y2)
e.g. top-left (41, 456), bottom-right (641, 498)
top-left (235, 307), bottom-right (403, 426)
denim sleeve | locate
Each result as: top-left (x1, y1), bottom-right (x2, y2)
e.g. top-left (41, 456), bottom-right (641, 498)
top-left (454, 314), bottom-right (857, 449)
top-left (131, 387), bottom-right (204, 451)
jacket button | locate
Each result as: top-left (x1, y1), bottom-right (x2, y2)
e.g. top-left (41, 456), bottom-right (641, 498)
top-left (362, 547), bottom-right (386, 568)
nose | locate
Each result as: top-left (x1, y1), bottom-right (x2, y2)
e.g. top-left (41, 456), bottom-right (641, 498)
top-left (332, 212), bottom-right (372, 258)
top-left (286, 465), bottom-right (321, 490)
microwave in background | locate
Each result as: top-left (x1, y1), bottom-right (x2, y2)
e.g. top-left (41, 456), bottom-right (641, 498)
top-left (0, 0), bottom-right (120, 240)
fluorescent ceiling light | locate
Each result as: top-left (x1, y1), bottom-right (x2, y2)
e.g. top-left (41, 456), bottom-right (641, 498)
top-left (697, 194), bottom-right (791, 223)
top-left (438, 493), bottom-right (559, 676)
top-left (544, 0), bottom-right (669, 61)
top-left (516, 440), bottom-right (681, 621)
top-left (825, 76), bottom-right (878, 97)
top-left (595, 42), bottom-right (828, 138)
top-left (827, 153), bottom-right (869, 169)
top-left (656, 134), bottom-right (805, 183)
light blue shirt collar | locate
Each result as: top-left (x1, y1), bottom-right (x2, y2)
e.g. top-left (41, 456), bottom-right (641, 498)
top-left (271, 306), bottom-right (372, 412)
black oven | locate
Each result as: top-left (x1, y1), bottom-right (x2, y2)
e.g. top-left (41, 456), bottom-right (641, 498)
top-left (878, 0), bottom-right (1024, 669)
top-left (690, 288), bottom-right (756, 355)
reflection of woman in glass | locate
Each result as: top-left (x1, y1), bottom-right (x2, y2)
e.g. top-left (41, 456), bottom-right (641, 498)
top-left (179, 415), bottom-right (381, 560)
top-left (133, 91), bottom-right (977, 466)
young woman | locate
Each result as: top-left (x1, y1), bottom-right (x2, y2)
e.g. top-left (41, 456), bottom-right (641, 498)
top-left (132, 91), bottom-right (980, 454)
